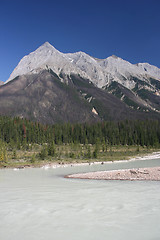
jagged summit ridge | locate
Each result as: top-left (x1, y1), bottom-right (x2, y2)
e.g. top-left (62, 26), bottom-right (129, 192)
top-left (6, 42), bottom-right (92, 84)
top-left (6, 42), bottom-right (160, 90)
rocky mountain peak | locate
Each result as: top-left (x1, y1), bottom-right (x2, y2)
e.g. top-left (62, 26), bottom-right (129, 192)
top-left (42, 41), bottom-right (53, 47)
top-left (111, 55), bottom-right (119, 59)
top-left (5, 42), bottom-right (160, 90)
top-left (36, 41), bottom-right (60, 53)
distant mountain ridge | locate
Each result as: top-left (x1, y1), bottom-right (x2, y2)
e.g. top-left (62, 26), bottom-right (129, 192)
top-left (0, 42), bottom-right (160, 124)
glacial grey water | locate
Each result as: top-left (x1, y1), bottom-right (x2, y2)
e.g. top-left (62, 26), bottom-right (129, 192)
top-left (0, 158), bottom-right (160, 240)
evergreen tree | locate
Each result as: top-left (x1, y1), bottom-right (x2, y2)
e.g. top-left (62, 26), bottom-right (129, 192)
top-left (48, 142), bottom-right (56, 156)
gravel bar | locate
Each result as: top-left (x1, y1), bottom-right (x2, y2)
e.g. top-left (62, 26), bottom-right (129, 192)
top-left (66, 167), bottom-right (160, 181)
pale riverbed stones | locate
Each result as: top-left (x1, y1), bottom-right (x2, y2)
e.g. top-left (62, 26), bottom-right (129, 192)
top-left (66, 167), bottom-right (160, 181)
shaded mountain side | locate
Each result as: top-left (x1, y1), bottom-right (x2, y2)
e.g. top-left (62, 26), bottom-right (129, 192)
top-left (68, 74), bottom-right (160, 121)
top-left (0, 81), bottom-right (4, 86)
top-left (0, 71), bottom-right (101, 124)
top-left (0, 69), bottom-right (159, 124)
top-left (105, 81), bottom-right (148, 110)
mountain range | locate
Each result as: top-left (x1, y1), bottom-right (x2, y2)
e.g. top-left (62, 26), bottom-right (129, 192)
top-left (0, 42), bottom-right (160, 124)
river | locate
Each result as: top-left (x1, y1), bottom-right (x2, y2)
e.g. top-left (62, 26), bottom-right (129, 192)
top-left (0, 157), bottom-right (160, 240)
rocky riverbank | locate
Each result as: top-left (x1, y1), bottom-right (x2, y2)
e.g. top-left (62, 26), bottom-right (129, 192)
top-left (66, 167), bottom-right (160, 181)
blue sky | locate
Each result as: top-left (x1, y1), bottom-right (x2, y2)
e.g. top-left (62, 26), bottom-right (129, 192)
top-left (0, 0), bottom-right (160, 82)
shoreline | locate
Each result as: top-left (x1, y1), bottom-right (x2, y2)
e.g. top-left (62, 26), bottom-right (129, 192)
top-left (41, 151), bottom-right (160, 169)
top-left (1, 151), bottom-right (160, 171)
top-left (16, 151), bottom-right (160, 171)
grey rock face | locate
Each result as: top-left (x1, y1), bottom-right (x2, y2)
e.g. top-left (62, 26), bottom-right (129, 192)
top-left (6, 42), bottom-right (160, 90)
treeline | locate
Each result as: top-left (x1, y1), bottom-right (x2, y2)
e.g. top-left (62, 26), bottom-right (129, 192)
top-left (0, 116), bottom-right (160, 148)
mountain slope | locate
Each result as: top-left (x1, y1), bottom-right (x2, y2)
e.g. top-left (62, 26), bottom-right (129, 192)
top-left (0, 69), bottom-right (160, 124)
top-left (1, 42), bottom-right (160, 123)
top-left (1, 70), bottom-right (99, 123)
